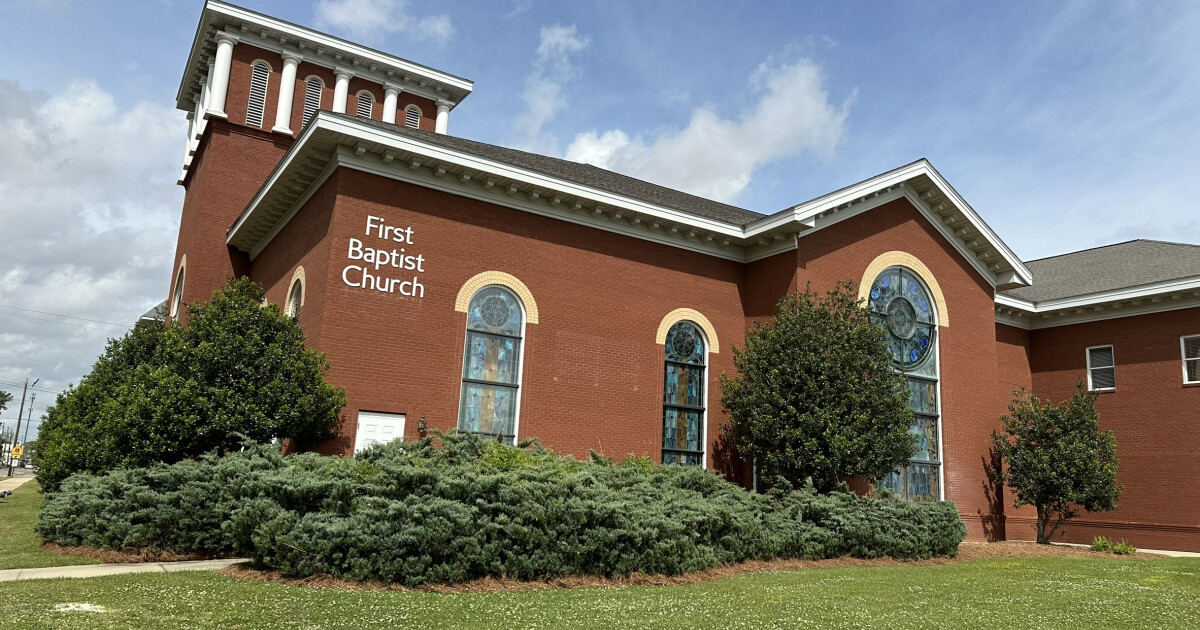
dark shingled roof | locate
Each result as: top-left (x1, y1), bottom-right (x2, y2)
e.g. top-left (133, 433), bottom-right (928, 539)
top-left (1001, 240), bottom-right (1200, 303)
top-left (344, 114), bottom-right (766, 226)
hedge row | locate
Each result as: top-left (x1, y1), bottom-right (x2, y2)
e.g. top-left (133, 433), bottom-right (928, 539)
top-left (37, 434), bottom-right (966, 585)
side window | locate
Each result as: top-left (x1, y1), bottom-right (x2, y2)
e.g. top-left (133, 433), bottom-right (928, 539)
top-left (458, 286), bottom-right (525, 444)
top-left (286, 279), bottom-right (303, 319)
top-left (662, 321), bottom-right (706, 466)
top-left (1086, 345), bottom-right (1116, 391)
top-left (1182, 335), bottom-right (1200, 384)
top-left (246, 61), bottom-right (271, 128)
top-left (170, 263), bottom-right (186, 318)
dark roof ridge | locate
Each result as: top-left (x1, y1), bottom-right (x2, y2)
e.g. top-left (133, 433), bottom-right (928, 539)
top-left (1022, 238), bottom-right (1200, 264)
top-left (337, 113), bottom-right (765, 226)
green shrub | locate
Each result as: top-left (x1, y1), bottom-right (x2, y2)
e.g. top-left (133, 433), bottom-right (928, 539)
top-left (35, 278), bottom-right (345, 492)
top-left (1090, 536), bottom-right (1137, 555)
top-left (38, 433), bottom-right (967, 585)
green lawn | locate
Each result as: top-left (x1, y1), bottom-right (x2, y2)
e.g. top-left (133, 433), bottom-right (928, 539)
top-left (0, 555), bottom-right (1197, 629)
top-left (0, 481), bottom-right (98, 570)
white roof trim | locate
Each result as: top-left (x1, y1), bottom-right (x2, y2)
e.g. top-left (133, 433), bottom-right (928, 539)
top-left (176, 1), bottom-right (472, 111)
top-left (995, 277), bottom-right (1200, 329)
top-left (227, 115), bottom-right (1030, 280)
top-left (747, 160), bottom-right (1032, 290)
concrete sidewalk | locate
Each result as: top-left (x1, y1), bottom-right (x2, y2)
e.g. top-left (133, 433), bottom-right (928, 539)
top-left (0, 559), bottom-right (247, 583)
top-left (0, 476), bottom-right (35, 493)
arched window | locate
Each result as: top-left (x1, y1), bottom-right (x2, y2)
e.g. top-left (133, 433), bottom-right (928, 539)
top-left (246, 61), bottom-right (271, 128)
top-left (355, 91), bottom-right (374, 118)
top-left (868, 266), bottom-right (942, 501)
top-left (302, 76), bottom-right (323, 127)
top-left (662, 321), bottom-right (706, 466)
top-left (170, 263), bottom-right (186, 318)
top-left (286, 278), bottom-right (303, 319)
top-left (403, 105), bottom-right (421, 129)
top-left (458, 286), bottom-right (525, 443)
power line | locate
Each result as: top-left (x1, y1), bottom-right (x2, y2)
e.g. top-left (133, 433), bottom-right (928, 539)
top-left (0, 351), bottom-right (91, 371)
top-left (0, 380), bottom-right (64, 395)
top-left (0, 304), bottom-right (131, 327)
top-left (0, 310), bottom-right (130, 333)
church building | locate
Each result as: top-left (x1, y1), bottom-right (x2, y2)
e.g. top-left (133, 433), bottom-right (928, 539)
top-left (167, 1), bottom-right (1200, 551)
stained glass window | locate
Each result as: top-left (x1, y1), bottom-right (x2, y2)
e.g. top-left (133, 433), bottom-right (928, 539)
top-left (458, 286), bottom-right (524, 443)
top-left (663, 321), bottom-right (706, 466)
top-left (869, 267), bottom-right (942, 502)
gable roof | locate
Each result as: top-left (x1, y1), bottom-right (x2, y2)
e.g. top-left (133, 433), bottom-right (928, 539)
top-left (352, 118), bottom-right (764, 226)
top-left (1002, 240), bottom-right (1200, 303)
top-left (226, 112), bottom-right (1031, 289)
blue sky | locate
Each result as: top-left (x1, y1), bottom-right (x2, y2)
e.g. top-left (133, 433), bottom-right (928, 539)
top-left (2, 0), bottom-right (1199, 433)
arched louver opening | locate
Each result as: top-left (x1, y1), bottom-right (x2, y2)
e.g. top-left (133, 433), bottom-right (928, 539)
top-left (356, 91), bottom-right (374, 118)
top-left (404, 105), bottom-right (421, 129)
top-left (302, 77), bottom-right (323, 127)
top-left (246, 61), bottom-right (270, 128)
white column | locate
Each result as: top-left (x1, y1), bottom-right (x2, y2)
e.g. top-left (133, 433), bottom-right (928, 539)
top-left (332, 68), bottom-right (353, 114)
top-left (382, 84), bottom-right (400, 125)
top-left (206, 33), bottom-right (239, 119)
top-left (195, 60), bottom-right (214, 139)
top-left (272, 52), bottom-right (302, 134)
top-left (435, 100), bottom-right (451, 134)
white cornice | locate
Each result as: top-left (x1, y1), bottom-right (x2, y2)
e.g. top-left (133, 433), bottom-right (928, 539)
top-left (753, 160), bottom-right (1033, 291)
top-left (176, 1), bottom-right (472, 112)
top-left (995, 278), bottom-right (1200, 329)
top-left (227, 115), bottom-right (1033, 280)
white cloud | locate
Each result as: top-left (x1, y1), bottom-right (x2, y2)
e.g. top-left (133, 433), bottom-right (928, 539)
top-left (512, 24), bottom-right (589, 154)
top-left (0, 79), bottom-right (184, 420)
top-left (314, 0), bottom-right (454, 45)
top-left (565, 60), bottom-right (853, 204)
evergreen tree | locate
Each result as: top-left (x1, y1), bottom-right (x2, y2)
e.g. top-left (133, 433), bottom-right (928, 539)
top-left (993, 385), bottom-right (1121, 543)
top-left (35, 277), bottom-right (345, 491)
top-left (720, 281), bottom-right (915, 493)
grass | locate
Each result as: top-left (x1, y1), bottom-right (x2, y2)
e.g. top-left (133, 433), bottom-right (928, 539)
top-left (0, 556), bottom-right (1197, 629)
top-left (0, 481), bottom-right (98, 570)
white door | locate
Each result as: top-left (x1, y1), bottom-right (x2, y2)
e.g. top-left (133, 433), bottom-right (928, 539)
top-left (353, 411), bottom-right (406, 454)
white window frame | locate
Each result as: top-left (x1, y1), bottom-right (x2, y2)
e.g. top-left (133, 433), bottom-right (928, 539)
top-left (170, 263), bottom-right (186, 318)
top-left (1086, 344), bottom-right (1117, 391)
top-left (1182, 334), bottom-right (1200, 385)
top-left (286, 278), bottom-right (303, 319)
top-left (456, 285), bottom-right (527, 444)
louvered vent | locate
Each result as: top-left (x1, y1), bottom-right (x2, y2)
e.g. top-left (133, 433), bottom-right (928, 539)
top-left (303, 78), bottom-right (323, 127)
top-left (246, 62), bottom-right (270, 128)
top-left (356, 92), bottom-right (373, 118)
top-left (404, 106), bottom-right (421, 129)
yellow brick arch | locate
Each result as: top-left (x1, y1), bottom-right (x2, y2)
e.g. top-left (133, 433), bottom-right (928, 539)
top-left (454, 271), bottom-right (539, 324)
top-left (655, 308), bottom-right (719, 354)
top-left (859, 251), bottom-right (949, 327)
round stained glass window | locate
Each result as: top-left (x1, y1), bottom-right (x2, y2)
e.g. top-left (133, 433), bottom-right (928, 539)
top-left (868, 267), bottom-right (936, 369)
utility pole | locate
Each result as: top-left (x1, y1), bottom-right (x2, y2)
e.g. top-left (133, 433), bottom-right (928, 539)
top-left (9, 378), bottom-right (36, 477)
top-left (21, 395), bottom-right (36, 463)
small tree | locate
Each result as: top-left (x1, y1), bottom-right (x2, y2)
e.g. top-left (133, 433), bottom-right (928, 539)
top-left (720, 281), bottom-right (915, 493)
top-left (992, 385), bottom-right (1121, 544)
top-left (35, 277), bottom-right (345, 491)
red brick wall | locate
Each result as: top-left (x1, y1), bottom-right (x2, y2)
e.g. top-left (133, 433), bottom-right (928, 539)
top-left (169, 120), bottom-right (292, 323)
top-left (1026, 307), bottom-right (1200, 551)
top-left (789, 198), bottom-right (1005, 540)
top-left (295, 168), bottom-right (748, 465)
top-left (995, 323), bottom-right (1038, 541)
